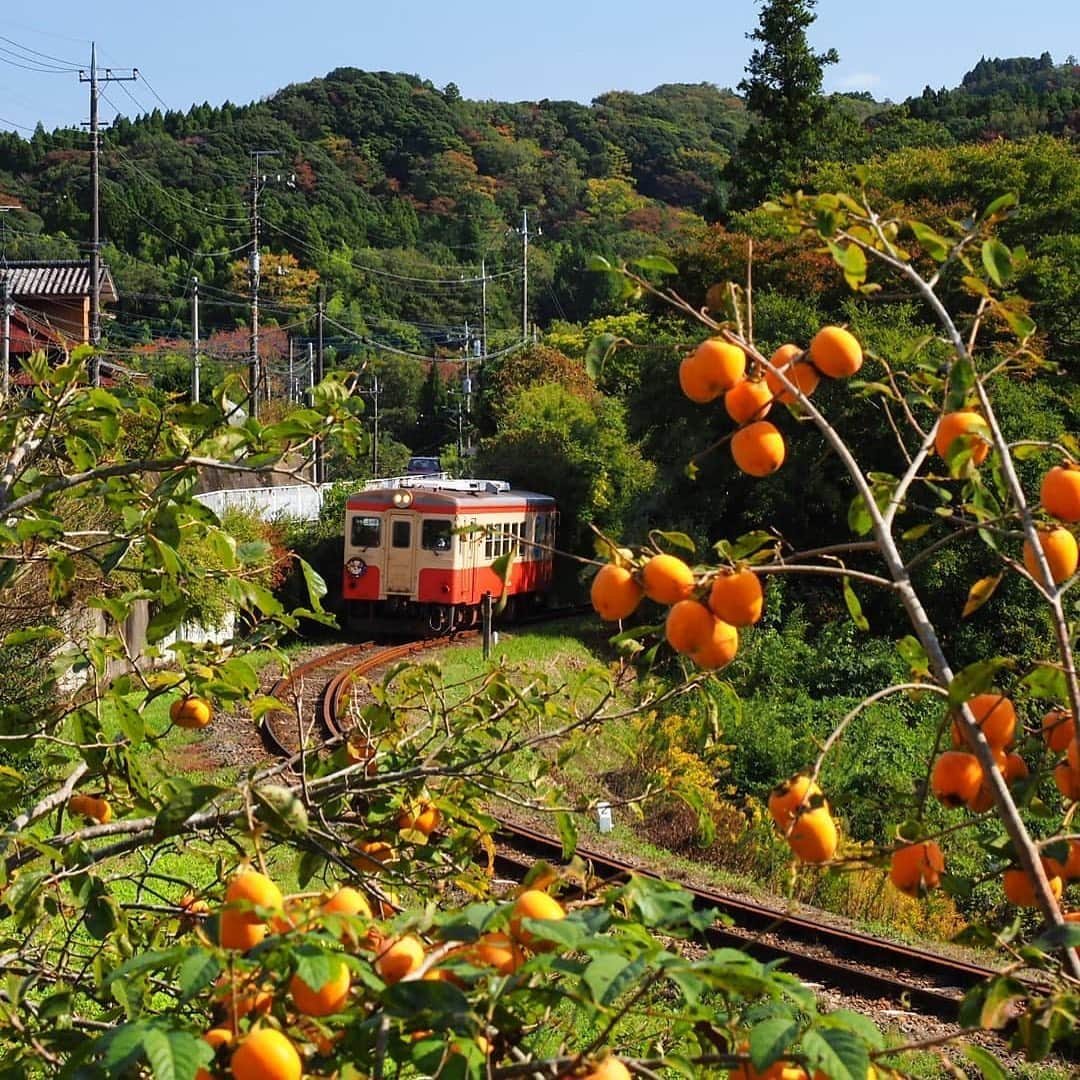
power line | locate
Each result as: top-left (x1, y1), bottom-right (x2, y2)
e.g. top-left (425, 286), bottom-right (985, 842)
top-left (0, 33), bottom-right (81, 68)
top-left (262, 219), bottom-right (520, 285)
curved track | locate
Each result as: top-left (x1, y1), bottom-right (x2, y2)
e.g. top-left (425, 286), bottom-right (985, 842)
top-left (258, 627), bottom-right (1037, 1032)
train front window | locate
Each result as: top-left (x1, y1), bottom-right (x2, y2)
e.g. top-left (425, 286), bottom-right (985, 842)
top-left (422, 520), bottom-right (452, 552)
top-left (351, 516), bottom-right (381, 549)
top-left (392, 521), bottom-right (411, 548)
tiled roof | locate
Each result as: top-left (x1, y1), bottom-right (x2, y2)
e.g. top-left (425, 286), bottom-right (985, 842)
top-left (0, 260), bottom-right (118, 303)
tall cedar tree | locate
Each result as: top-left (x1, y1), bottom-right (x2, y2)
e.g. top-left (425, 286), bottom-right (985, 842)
top-left (725, 0), bottom-right (839, 210)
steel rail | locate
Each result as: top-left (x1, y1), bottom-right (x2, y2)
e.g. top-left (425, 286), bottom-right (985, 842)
top-left (494, 821), bottom-right (997, 1023)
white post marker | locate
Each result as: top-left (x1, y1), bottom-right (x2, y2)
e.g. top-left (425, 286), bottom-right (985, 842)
top-left (597, 802), bottom-right (614, 834)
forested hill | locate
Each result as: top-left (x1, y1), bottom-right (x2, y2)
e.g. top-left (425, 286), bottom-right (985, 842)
top-left (0, 54), bottom-right (1076, 341)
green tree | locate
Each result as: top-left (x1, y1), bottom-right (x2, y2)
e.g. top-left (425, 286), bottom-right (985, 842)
top-left (725, 0), bottom-right (839, 209)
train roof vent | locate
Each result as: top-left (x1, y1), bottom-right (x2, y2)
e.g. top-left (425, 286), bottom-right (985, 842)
top-left (363, 476), bottom-right (511, 494)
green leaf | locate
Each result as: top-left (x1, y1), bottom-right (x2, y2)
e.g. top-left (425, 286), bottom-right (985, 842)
top-left (114, 696), bottom-right (145, 746)
top-left (177, 948), bottom-right (221, 1003)
top-left (896, 635), bottom-right (930, 678)
top-left (555, 810), bottom-right (577, 860)
top-left (826, 241), bottom-right (867, 289)
top-left (654, 530), bottom-right (696, 555)
top-left (145, 599), bottom-right (188, 645)
top-left (586, 255), bottom-right (613, 272)
top-left (298, 557), bottom-right (328, 612)
top-left (979, 976), bottom-right (1027, 1029)
top-left (945, 357), bottom-right (975, 413)
top-left (1032, 921), bottom-right (1080, 952)
top-left (748, 1017), bottom-right (800, 1072)
top-left (997, 304), bottom-right (1036, 341)
top-left (105, 947), bottom-right (187, 987)
top-left (253, 784), bottom-right (309, 835)
top-left (962, 573), bottom-right (1003, 618)
top-left (153, 784), bottom-right (224, 842)
top-left (1019, 664), bottom-right (1067, 702)
top-left (982, 239), bottom-right (1012, 287)
top-left (964, 1044), bottom-right (1010, 1080)
top-left (801, 1026), bottom-right (868, 1080)
top-left (948, 658), bottom-right (1011, 706)
top-left (979, 193), bottom-right (1017, 222)
top-left (630, 254), bottom-right (677, 275)
top-left (583, 952), bottom-right (648, 1006)
top-left (842, 577), bottom-right (869, 632)
top-left (909, 220), bottom-right (951, 262)
top-left (847, 495), bottom-right (873, 537)
top-left (585, 333), bottom-right (621, 380)
top-left (143, 1026), bottom-right (213, 1080)
top-left (901, 523), bottom-right (932, 541)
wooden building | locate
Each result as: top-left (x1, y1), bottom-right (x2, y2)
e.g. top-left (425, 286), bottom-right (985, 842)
top-left (1, 259), bottom-right (117, 345)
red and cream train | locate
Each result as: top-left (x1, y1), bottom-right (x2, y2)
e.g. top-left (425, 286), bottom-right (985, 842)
top-left (341, 478), bottom-right (557, 632)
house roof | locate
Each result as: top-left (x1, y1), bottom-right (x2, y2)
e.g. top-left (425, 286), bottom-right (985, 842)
top-left (8, 307), bottom-right (62, 353)
top-left (0, 260), bottom-right (118, 304)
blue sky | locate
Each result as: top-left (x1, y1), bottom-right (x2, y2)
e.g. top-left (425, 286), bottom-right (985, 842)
top-left (1, 1), bottom-right (1076, 135)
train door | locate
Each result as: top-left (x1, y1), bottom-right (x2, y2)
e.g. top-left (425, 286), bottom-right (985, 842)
top-left (462, 517), bottom-right (478, 600)
top-left (385, 514), bottom-right (415, 594)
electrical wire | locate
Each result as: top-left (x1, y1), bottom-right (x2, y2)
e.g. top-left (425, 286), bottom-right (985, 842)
top-left (263, 219), bottom-right (520, 285)
top-left (0, 34), bottom-right (82, 69)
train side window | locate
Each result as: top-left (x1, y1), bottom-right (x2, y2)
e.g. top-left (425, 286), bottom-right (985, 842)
top-left (422, 520), bottom-right (452, 552)
top-left (391, 520), bottom-right (411, 548)
top-left (485, 530), bottom-right (495, 559)
top-left (351, 516), bottom-right (381, 549)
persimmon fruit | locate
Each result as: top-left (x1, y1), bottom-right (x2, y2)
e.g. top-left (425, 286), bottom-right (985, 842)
top-left (591, 563), bottom-right (643, 621)
top-left (322, 886), bottom-right (372, 920)
top-left (230, 1028), bottom-right (302, 1080)
top-left (375, 935), bottom-right (425, 983)
top-left (808, 326), bottom-right (862, 378)
top-left (731, 420), bottom-right (786, 477)
top-left (786, 806), bottom-right (838, 863)
top-left (950, 692), bottom-right (1016, 750)
top-left (934, 411), bottom-right (990, 465)
top-left (641, 553), bottom-right (695, 605)
top-left (1040, 464), bottom-right (1080, 522)
top-left (1002, 866), bottom-right (1063, 907)
top-left (725, 378), bottom-right (773, 423)
top-left (768, 775), bottom-right (821, 831)
top-left (692, 616), bottom-right (739, 671)
top-left (465, 931), bottom-right (524, 976)
top-left (766, 343), bottom-right (819, 403)
top-left (510, 889), bottom-right (565, 947)
top-left (170, 695), bottom-right (213, 729)
top-left (889, 841), bottom-right (945, 897)
top-left (1042, 708), bottom-right (1076, 753)
top-left (665, 600), bottom-right (715, 657)
top-left (290, 957), bottom-right (351, 1016)
top-left (583, 1058), bottom-right (632, 1080)
top-left (1024, 527), bottom-right (1078, 584)
top-left (931, 751), bottom-right (983, 808)
top-left (708, 568), bottom-right (763, 626)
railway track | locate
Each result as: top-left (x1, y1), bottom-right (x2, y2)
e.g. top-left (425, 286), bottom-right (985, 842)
top-left (258, 627), bottom-right (1032, 1035)
top-left (494, 821), bottom-right (995, 1024)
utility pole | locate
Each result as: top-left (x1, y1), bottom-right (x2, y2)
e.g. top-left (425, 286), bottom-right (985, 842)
top-left (1, 275), bottom-right (10, 401)
top-left (191, 274), bottom-right (200, 403)
top-left (480, 256), bottom-right (488, 359)
top-left (315, 284), bottom-right (325, 483)
top-left (79, 43), bottom-right (136, 385)
top-left (247, 149), bottom-right (282, 417)
top-left (307, 342), bottom-right (314, 404)
top-left (371, 373), bottom-right (380, 478)
top-left (514, 209), bottom-right (541, 346)
top-left (287, 336), bottom-right (294, 404)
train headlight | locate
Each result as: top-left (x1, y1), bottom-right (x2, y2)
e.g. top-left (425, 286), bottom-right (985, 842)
top-left (391, 490), bottom-right (414, 508)
top-left (346, 557), bottom-right (367, 578)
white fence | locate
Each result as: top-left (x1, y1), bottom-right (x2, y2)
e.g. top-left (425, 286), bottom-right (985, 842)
top-left (195, 483), bottom-right (336, 522)
top-left (192, 474), bottom-right (501, 522)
